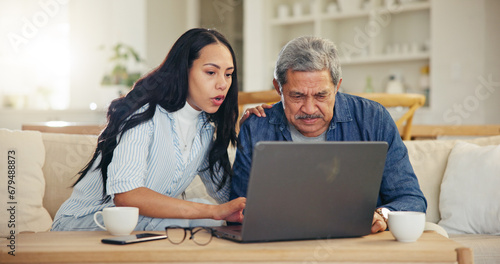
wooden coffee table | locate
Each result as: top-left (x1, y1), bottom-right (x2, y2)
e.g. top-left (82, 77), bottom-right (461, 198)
top-left (1, 231), bottom-right (472, 263)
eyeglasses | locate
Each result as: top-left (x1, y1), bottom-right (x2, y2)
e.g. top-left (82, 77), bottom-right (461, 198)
top-left (164, 226), bottom-right (215, 246)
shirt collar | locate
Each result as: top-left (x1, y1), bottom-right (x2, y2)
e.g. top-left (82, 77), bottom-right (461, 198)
top-left (333, 92), bottom-right (353, 123)
top-left (161, 105), bottom-right (213, 130)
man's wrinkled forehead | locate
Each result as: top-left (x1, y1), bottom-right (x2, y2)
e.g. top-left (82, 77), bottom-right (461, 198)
top-left (282, 68), bottom-right (334, 83)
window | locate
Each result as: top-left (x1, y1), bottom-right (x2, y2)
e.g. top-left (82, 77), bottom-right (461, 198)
top-left (0, 0), bottom-right (70, 110)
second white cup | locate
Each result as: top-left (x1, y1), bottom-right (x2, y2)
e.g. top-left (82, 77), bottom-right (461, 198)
top-left (388, 211), bottom-right (425, 242)
top-left (94, 207), bottom-right (139, 236)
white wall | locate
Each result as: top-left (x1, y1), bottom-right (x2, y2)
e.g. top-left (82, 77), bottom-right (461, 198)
top-left (243, 0), bottom-right (267, 92)
top-left (415, 0), bottom-right (500, 125)
top-left (145, 0), bottom-right (189, 69)
top-left (68, 0), bottom-right (147, 110)
top-left (482, 0), bottom-right (500, 123)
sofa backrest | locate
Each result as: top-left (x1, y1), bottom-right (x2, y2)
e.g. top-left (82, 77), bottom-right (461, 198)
top-left (41, 133), bottom-right (97, 219)
top-left (41, 131), bottom-right (500, 224)
top-left (404, 135), bottom-right (500, 223)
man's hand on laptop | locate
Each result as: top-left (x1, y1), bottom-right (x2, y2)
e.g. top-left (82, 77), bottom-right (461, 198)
top-left (213, 197), bottom-right (246, 223)
top-left (371, 211), bottom-right (388, 233)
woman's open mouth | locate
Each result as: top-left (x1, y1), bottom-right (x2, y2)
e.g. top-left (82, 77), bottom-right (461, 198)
top-left (211, 95), bottom-right (225, 106)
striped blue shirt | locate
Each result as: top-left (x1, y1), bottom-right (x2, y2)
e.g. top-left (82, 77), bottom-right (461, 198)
top-left (53, 104), bottom-right (229, 221)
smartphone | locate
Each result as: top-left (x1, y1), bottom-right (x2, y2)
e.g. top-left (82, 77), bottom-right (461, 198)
top-left (101, 233), bottom-right (167, 245)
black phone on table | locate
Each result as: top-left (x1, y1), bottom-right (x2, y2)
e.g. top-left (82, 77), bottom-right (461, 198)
top-left (101, 233), bottom-right (167, 245)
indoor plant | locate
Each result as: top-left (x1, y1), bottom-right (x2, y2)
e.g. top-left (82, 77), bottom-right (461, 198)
top-left (101, 43), bottom-right (144, 95)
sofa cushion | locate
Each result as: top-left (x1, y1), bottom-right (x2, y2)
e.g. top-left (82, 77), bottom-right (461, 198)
top-left (404, 135), bottom-right (500, 224)
top-left (0, 129), bottom-right (52, 237)
top-left (439, 141), bottom-right (500, 235)
top-left (41, 133), bottom-right (97, 219)
top-left (404, 139), bottom-right (456, 223)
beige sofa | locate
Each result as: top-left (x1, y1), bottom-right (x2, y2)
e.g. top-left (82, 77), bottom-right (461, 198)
top-left (1, 129), bottom-right (499, 263)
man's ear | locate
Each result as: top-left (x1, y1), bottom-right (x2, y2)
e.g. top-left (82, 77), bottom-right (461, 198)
top-left (273, 79), bottom-right (281, 95)
top-left (336, 78), bottom-right (343, 93)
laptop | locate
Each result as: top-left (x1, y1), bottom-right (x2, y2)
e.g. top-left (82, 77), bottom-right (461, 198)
top-left (212, 141), bottom-right (388, 243)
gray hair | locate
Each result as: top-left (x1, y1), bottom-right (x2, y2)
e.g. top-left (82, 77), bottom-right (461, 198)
top-left (274, 36), bottom-right (342, 89)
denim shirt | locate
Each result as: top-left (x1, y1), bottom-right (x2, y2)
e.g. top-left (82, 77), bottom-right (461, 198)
top-left (231, 92), bottom-right (427, 212)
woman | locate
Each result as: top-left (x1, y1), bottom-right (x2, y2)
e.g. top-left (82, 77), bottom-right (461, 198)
top-left (52, 28), bottom-right (245, 231)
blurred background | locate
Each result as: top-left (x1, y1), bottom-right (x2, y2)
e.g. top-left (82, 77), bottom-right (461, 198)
top-left (0, 0), bottom-right (499, 130)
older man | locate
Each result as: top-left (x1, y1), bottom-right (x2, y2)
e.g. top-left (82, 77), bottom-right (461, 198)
top-left (231, 36), bottom-right (427, 233)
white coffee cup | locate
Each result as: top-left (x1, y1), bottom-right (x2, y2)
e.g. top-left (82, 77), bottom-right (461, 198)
top-left (388, 211), bottom-right (425, 242)
top-left (94, 207), bottom-right (139, 236)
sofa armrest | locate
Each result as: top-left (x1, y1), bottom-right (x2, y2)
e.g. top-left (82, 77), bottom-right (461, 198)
top-left (425, 222), bottom-right (449, 238)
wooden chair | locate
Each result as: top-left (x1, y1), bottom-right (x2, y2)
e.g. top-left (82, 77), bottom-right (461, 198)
top-left (352, 93), bottom-right (426, 140)
top-left (237, 90), bottom-right (281, 133)
top-left (238, 91), bottom-right (426, 140)
top-left (238, 90), bottom-right (281, 115)
top-left (410, 124), bottom-right (500, 140)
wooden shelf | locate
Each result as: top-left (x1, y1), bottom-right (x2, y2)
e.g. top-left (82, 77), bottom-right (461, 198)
top-left (22, 122), bottom-right (104, 135)
top-left (378, 1), bottom-right (431, 15)
top-left (270, 15), bottom-right (315, 25)
top-left (255, 0), bottom-right (431, 110)
top-left (272, 1), bottom-right (430, 23)
top-left (321, 10), bottom-right (370, 20)
top-left (324, 1), bottom-right (431, 20)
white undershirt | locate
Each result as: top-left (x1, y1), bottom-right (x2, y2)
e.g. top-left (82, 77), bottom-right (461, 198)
top-left (173, 103), bottom-right (201, 163)
top-left (289, 122), bottom-right (326, 142)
